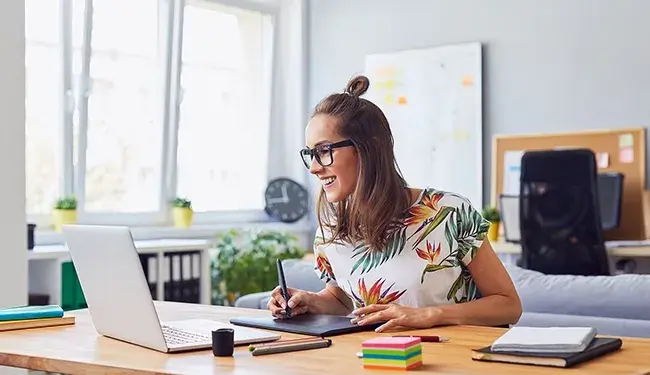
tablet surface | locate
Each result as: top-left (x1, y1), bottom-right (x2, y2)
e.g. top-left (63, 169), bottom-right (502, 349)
top-left (230, 314), bottom-right (384, 337)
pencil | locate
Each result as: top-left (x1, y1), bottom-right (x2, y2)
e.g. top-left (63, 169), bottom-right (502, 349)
top-left (248, 337), bottom-right (326, 351)
top-left (251, 338), bottom-right (332, 356)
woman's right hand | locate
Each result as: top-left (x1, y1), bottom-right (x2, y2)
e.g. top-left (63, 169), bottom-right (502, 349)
top-left (267, 286), bottom-right (313, 318)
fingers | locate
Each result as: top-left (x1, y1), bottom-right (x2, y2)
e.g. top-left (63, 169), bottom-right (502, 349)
top-left (351, 304), bottom-right (389, 318)
top-left (355, 309), bottom-right (395, 326)
top-left (375, 318), bottom-right (403, 333)
top-left (270, 286), bottom-right (287, 308)
top-left (286, 292), bottom-right (307, 309)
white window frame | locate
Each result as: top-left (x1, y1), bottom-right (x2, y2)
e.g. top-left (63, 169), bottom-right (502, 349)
top-left (169, 0), bottom-right (278, 225)
top-left (27, 0), bottom-right (288, 231)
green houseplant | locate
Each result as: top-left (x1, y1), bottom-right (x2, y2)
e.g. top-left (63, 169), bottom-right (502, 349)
top-left (52, 196), bottom-right (78, 232)
top-left (481, 206), bottom-right (500, 241)
top-left (211, 229), bottom-right (306, 306)
top-left (171, 197), bottom-right (193, 228)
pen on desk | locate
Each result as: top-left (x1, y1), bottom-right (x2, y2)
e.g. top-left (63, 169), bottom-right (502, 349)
top-left (250, 338), bottom-right (332, 356)
top-left (392, 335), bottom-right (449, 342)
top-left (276, 259), bottom-right (292, 318)
top-left (249, 337), bottom-right (326, 351)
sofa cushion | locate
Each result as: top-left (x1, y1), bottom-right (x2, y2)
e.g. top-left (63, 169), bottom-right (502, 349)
top-left (282, 259), bottom-right (325, 293)
top-left (505, 264), bottom-right (650, 321)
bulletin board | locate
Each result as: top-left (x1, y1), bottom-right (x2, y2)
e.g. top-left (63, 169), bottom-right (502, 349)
top-left (491, 127), bottom-right (647, 240)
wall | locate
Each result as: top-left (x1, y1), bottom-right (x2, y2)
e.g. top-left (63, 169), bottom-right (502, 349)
top-left (0, 0), bottom-right (27, 307)
top-left (308, 0), bottom-right (650, 204)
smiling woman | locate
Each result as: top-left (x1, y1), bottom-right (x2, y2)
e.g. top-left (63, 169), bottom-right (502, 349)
top-left (267, 75), bottom-right (522, 333)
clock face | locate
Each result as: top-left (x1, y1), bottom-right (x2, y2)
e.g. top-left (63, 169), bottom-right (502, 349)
top-left (264, 178), bottom-right (309, 223)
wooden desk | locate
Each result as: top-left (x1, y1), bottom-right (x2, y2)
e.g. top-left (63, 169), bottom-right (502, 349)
top-left (492, 240), bottom-right (650, 258)
top-left (0, 302), bottom-right (649, 375)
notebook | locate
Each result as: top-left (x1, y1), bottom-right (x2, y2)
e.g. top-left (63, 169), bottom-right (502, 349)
top-left (0, 305), bottom-right (64, 322)
top-left (230, 314), bottom-right (384, 337)
top-left (490, 326), bottom-right (597, 353)
top-left (0, 316), bottom-right (75, 332)
top-left (472, 337), bottom-right (622, 368)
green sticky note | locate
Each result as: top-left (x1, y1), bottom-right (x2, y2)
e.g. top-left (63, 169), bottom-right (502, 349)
top-left (619, 133), bottom-right (634, 148)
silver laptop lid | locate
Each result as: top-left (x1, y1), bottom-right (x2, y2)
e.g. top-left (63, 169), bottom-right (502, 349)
top-left (62, 224), bottom-right (168, 352)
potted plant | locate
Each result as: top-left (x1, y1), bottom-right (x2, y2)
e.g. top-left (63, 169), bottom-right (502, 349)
top-left (211, 229), bottom-right (306, 306)
top-left (171, 197), bottom-right (193, 228)
top-left (52, 196), bottom-right (77, 232)
top-left (482, 206), bottom-right (501, 241)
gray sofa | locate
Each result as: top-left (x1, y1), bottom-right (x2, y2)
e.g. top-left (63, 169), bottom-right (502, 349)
top-left (234, 259), bottom-right (650, 338)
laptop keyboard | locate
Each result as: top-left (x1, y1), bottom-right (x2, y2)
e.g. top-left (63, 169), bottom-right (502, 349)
top-left (161, 325), bottom-right (210, 346)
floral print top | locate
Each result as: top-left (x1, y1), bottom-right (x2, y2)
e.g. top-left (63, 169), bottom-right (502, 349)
top-left (313, 188), bottom-right (491, 310)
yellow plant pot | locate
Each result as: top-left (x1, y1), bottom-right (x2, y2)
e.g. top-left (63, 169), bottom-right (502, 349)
top-left (173, 207), bottom-right (193, 228)
top-left (487, 221), bottom-right (499, 241)
top-left (52, 209), bottom-right (77, 232)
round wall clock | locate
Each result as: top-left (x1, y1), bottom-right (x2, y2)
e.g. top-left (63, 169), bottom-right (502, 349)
top-left (264, 177), bottom-right (309, 223)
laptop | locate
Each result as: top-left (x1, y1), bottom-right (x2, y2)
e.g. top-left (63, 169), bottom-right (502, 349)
top-left (61, 224), bottom-right (280, 353)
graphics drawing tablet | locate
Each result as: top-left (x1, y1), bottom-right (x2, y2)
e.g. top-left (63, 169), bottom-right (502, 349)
top-left (230, 314), bottom-right (383, 337)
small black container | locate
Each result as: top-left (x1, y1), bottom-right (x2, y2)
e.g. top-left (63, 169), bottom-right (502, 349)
top-left (212, 328), bottom-right (234, 357)
top-left (27, 223), bottom-right (36, 250)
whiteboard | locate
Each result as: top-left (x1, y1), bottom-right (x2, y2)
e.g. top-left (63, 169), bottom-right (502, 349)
top-left (364, 42), bottom-right (483, 209)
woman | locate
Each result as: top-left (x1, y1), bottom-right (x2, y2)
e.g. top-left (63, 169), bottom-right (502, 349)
top-left (268, 75), bottom-right (522, 333)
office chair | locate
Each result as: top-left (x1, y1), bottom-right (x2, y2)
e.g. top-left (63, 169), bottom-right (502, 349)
top-left (518, 149), bottom-right (610, 276)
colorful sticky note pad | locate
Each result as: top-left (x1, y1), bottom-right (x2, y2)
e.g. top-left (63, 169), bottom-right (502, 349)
top-left (361, 337), bottom-right (423, 370)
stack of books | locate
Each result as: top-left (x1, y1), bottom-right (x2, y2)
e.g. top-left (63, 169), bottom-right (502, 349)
top-left (472, 326), bottom-right (622, 368)
top-left (0, 305), bottom-right (75, 332)
top-left (361, 336), bottom-right (423, 371)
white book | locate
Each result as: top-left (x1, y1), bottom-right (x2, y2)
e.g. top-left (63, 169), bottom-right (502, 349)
top-left (490, 327), bottom-right (597, 353)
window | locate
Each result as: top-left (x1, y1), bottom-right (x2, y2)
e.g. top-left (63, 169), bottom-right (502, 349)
top-left (25, 0), bottom-right (64, 215)
top-left (80, 0), bottom-right (163, 214)
top-left (175, 1), bottom-right (273, 214)
top-left (25, 0), bottom-right (279, 229)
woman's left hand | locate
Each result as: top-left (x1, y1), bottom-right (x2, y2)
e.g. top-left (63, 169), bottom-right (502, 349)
top-left (351, 304), bottom-right (442, 333)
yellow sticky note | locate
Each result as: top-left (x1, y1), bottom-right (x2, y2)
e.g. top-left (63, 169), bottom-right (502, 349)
top-left (462, 75), bottom-right (474, 87)
top-left (384, 94), bottom-right (394, 104)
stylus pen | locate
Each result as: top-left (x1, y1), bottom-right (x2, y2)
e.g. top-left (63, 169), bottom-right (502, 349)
top-left (276, 259), bottom-right (292, 318)
top-left (251, 338), bottom-right (332, 356)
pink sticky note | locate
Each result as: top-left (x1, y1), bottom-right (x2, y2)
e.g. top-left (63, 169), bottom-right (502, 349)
top-left (362, 336), bottom-right (421, 349)
top-left (619, 147), bottom-right (634, 163)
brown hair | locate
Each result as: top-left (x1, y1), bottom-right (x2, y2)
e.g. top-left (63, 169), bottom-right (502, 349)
top-left (313, 75), bottom-right (411, 251)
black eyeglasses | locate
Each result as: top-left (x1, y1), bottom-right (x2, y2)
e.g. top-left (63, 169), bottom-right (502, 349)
top-left (299, 139), bottom-right (355, 169)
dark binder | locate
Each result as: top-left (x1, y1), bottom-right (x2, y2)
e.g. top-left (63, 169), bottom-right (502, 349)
top-left (471, 337), bottom-right (622, 368)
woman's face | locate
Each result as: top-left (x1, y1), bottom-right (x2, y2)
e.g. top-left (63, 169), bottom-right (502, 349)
top-left (304, 114), bottom-right (359, 203)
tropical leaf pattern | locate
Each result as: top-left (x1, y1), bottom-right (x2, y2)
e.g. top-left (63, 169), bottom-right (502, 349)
top-left (349, 278), bottom-right (407, 309)
top-left (312, 188), bottom-right (490, 309)
top-left (349, 226), bottom-right (407, 275)
top-left (315, 252), bottom-right (335, 283)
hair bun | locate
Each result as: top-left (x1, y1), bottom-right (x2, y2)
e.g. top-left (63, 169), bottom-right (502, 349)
top-left (344, 75), bottom-right (370, 97)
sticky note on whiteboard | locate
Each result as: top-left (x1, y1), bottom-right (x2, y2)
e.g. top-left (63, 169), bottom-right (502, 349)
top-left (462, 75), bottom-right (474, 86)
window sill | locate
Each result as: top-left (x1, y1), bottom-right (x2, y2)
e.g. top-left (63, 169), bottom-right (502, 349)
top-left (34, 220), bottom-right (315, 246)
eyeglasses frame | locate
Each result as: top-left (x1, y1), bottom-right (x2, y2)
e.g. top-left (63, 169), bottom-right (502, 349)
top-left (299, 139), bottom-right (355, 169)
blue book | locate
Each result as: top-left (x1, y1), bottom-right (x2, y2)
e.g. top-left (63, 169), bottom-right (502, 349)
top-left (0, 305), bottom-right (64, 321)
